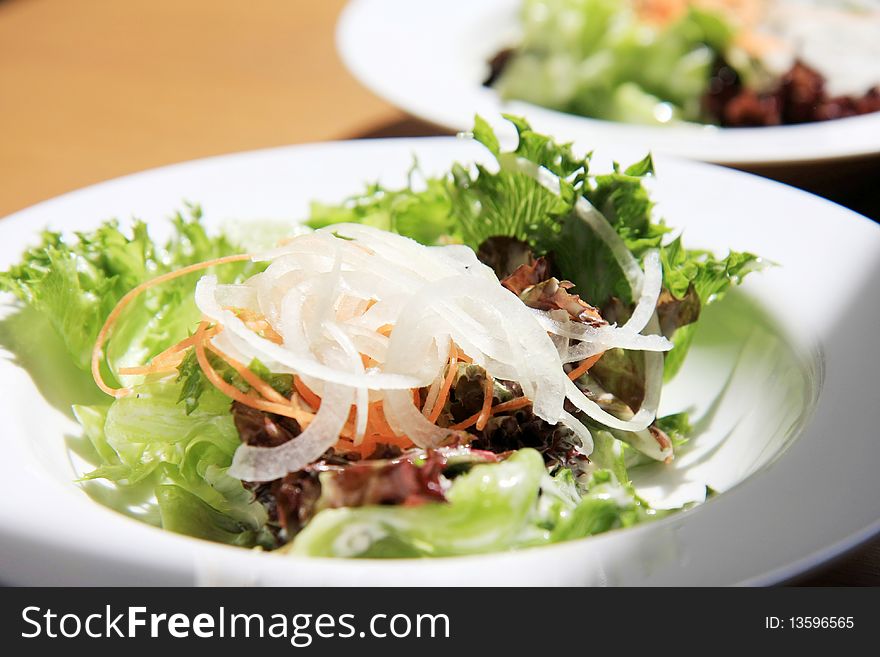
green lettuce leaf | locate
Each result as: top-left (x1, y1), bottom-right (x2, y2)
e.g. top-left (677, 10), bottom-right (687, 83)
top-left (289, 448), bottom-right (658, 558)
top-left (0, 204), bottom-right (257, 379)
top-left (290, 449), bottom-right (548, 557)
top-left (156, 484), bottom-right (272, 548)
top-left (589, 430), bottom-right (630, 487)
top-left (77, 380), bottom-right (270, 547)
top-left (175, 348), bottom-right (293, 415)
top-left (655, 411), bottom-right (693, 449)
top-left (492, 0), bottom-right (736, 124)
top-left (305, 163), bottom-right (455, 246)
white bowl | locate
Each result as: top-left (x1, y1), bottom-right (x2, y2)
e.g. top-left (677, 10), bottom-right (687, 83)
top-left (337, 0), bottom-right (880, 167)
top-left (0, 137), bottom-right (878, 585)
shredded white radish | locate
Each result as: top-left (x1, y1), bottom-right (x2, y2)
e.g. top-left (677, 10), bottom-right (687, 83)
top-left (499, 155), bottom-right (672, 448)
top-left (623, 249), bottom-right (662, 334)
top-left (228, 365), bottom-right (354, 482)
top-left (383, 388), bottom-right (451, 448)
top-left (195, 219), bottom-right (672, 481)
top-left (324, 322), bottom-right (368, 445)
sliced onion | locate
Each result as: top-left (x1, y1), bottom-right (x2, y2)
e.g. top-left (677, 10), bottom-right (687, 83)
top-left (195, 218), bottom-right (677, 476)
top-left (531, 311), bottom-right (672, 352)
top-left (229, 378), bottom-right (353, 482)
top-left (196, 275), bottom-right (424, 390)
top-left (622, 249), bottom-right (662, 335)
top-left (500, 154), bottom-right (644, 293)
top-left (324, 322), bottom-right (368, 444)
top-left (382, 389), bottom-right (451, 448)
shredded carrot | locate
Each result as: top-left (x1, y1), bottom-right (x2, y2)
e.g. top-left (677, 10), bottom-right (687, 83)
top-left (245, 319), bottom-right (283, 344)
top-left (294, 377), bottom-right (322, 410)
top-left (333, 437), bottom-right (360, 455)
top-left (354, 431), bottom-right (414, 456)
top-left (335, 433), bottom-right (408, 459)
top-left (117, 326), bottom-right (223, 376)
top-left (421, 381), bottom-right (439, 415)
top-left (117, 349), bottom-right (184, 376)
top-left (475, 374), bottom-right (495, 432)
top-left (204, 341), bottom-right (290, 406)
top-left (91, 252), bottom-right (253, 398)
top-left (489, 397), bottom-right (532, 415)
top-left (154, 326), bottom-right (220, 358)
top-left (448, 413), bottom-right (479, 431)
top-left (368, 401), bottom-right (398, 438)
top-left (346, 400), bottom-right (416, 455)
top-left (450, 396), bottom-right (532, 431)
top-left (340, 411), bottom-right (357, 443)
top-left (427, 355), bottom-right (459, 424)
top-left (193, 322), bottom-right (313, 424)
top-left (365, 402), bottom-right (384, 437)
top-left (412, 388), bottom-right (421, 408)
top-left (567, 352), bottom-right (604, 381)
top-left (230, 308), bottom-right (283, 344)
top-left (335, 401), bottom-right (415, 458)
top-left (117, 362), bottom-right (180, 376)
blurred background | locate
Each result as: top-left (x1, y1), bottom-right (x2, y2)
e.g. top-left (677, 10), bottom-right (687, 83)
top-left (0, 0), bottom-right (877, 584)
top-left (0, 0), bottom-right (410, 218)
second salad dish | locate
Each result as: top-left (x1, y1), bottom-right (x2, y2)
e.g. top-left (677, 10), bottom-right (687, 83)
top-left (337, 0), bottom-right (880, 165)
top-left (488, 0), bottom-right (880, 127)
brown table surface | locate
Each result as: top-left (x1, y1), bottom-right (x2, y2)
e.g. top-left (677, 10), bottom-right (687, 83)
top-left (1, 0), bottom-right (878, 585)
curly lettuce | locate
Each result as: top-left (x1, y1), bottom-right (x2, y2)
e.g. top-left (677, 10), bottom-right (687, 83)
top-left (309, 115), bottom-right (760, 378)
top-left (0, 205), bottom-right (257, 378)
top-left (75, 381), bottom-right (272, 547)
top-left (1, 207), bottom-right (271, 547)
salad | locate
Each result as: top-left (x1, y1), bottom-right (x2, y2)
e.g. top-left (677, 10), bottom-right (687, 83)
top-left (0, 118), bottom-right (760, 557)
top-left (488, 0), bottom-right (880, 126)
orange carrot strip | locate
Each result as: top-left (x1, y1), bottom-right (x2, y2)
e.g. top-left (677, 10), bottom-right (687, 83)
top-left (116, 327), bottom-right (224, 375)
top-left (449, 412), bottom-right (480, 431)
top-left (161, 324), bottom-right (222, 354)
top-left (117, 362), bottom-right (181, 376)
top-left (449, 396), bottom-right (532, 431)
top-left (427, 356), bottom-right (459, 424)
top-left (230, 308), bottom-right (284, 344)
top-left (365, 401), bottom-right (392, 438)
top-left (334, 437), bottom-right (360, 455)
top-left (193, 324), bottom-right (312, 423)
top-left (294, 377), bottom-right (322, 410)
top-left (369, 402), bottom-right (398, 438)
top-left (91, 252), bottom-right (253, 398)
top-left (567, 352), bottom-right (604, 381)
top-left (489, 397), bottom-right (532, 415)
top-left (204, 342), bottom-right (290, 406)
top-left (475, 374), bottom-right (495, 431)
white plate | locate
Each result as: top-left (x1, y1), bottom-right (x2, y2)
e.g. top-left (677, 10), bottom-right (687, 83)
top-left (0, 137), bottom-right (878, 585)
top-left (337, 0), bottom-right (880, 166)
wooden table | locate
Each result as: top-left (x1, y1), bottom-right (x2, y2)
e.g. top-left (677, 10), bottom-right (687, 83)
top-left (1, 0), bottom-right (878, 585)
top-left (0, 0), bottom-right (408, 217)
